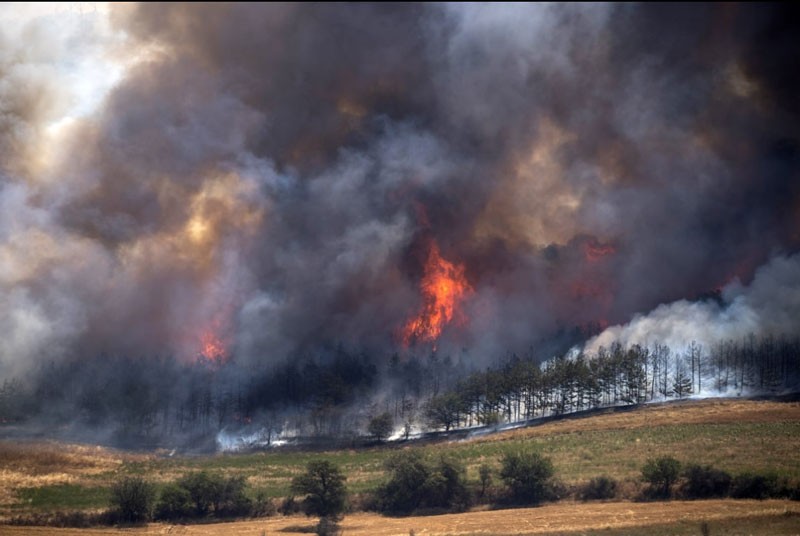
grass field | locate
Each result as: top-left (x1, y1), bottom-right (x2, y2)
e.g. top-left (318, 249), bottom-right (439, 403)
top-left (1, 397), bottom-right (799, 533)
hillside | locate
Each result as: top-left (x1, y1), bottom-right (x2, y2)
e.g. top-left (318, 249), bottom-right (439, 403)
top-left (1, 397), bottom-right (799, 534)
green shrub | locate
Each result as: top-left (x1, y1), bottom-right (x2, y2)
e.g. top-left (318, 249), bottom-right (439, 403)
top-left (374, 451), bottom-right (471, 514)
top-left (730, 473), bottom-right (779, 499)
top-left (216, 475), bottom-right (253, 517)
top-left (420, 456), bottom-right (470, 512)
top-left (109, 476), bottom-right (155, 524)
top-left (155, 483), bottom-right (193, 520)
top-left (642, 456), bottom-right (681, 499)
top-left (499, 450), bottom-right (555, 505)
top-left (178, 472), bottom-right (219, 516)
top-left (173, 472), bottom-right (252, 518)
top-left (681, 464), bottom-right (731, 499)
top-left (579, 476), bottom-right (618, 501)
top-left (280, 495), bottom-right (302, 515)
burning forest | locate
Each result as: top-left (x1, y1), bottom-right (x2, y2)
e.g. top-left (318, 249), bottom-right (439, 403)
top-left (1, 3), bottom-right (800, 450)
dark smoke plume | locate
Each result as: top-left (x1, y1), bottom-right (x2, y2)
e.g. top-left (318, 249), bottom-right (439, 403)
top-left (1, 3), bottom-right (799, 382)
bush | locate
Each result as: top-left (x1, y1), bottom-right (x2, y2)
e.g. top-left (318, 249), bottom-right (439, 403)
top-left (420, 456), bottom-right (470, 512)
top-left (155, 483), bottom-right (193, 520)
top-left (251, 494), bottom-right (279, 517)
top-left (173, 472), bottom-right (253, 518)
top-left (178, 472), bottom-right (220, 516)
top-left (579, 476), bottom-right (618, 501)
top-left (375, 451), bottom-right (471, 514)
top-left (109, 476), bottom-right (155, 524)
top-left (681, 465), bottom-right (732, 499)
top-left (280, 496), bottom-right (302, 515)
top-left (216, 475), bottom-right (253, 517)
top-left (375, 451), bottom-right (429, 514)
top-left (641, 456), bottom-right (681, 499)
top-left (730, 473), bottom-right (779, 499)
top-left (499, 450), bottom-right (555, 505)
top-left (291, 460), bottom-right (348, 520)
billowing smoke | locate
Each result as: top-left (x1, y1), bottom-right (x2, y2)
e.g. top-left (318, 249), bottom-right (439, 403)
top-left (585, 252), bottom-right (800, 354)
top-left (1, 3), bottom-right (799, 382)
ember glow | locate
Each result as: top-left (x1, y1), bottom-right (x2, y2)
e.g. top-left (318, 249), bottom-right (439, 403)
top-left (401, 241), bottom-right (473, 348)
top-left (200, 329), bottom-right (227, 362)
top-left (584, 240), bottom-right (617, 263)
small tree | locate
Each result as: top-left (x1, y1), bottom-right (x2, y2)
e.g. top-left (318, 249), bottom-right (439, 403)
top-left (673, 360), bottom-right (692, 399)
top-left (368, 411), bottom-right (394, 442)
top-left (499, 450), bottom-right (555, 505)
top-left (109, 476), bottom-right (155, 524)
top-left (478, 463), bottom-right (493, 498)
top-left (291, 460), bottom-right (348, 521)
top-left (642, 456), bottom-right (681, 498)
top-left (424, 392), bottom-right (462, 431)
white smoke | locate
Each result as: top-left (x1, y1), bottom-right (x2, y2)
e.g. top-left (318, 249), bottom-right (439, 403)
top-left (585, 253), bottom-right (800, 354)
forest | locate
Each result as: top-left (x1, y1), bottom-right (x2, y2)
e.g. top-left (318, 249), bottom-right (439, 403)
top-left (1, 334), bottom-right (798, 450)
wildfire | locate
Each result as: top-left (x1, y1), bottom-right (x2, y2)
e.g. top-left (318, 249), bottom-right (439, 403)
top-left (199, 329), bottom-right (228, 362)
top-left (401, 241), bottom-right (472, 347)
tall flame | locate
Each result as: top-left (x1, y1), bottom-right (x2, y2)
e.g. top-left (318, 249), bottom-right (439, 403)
top-left (195, 309), bottom-right (233, 364)
top-left (402, 241), bottom-right (472, 347)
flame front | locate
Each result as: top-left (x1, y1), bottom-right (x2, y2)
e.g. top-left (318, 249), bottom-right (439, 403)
top-left (402, 241), bottom-right (473, 347)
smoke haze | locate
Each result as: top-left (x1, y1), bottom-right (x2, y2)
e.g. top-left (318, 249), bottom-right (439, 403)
top-left (1, 3), bottom-right (799, 380)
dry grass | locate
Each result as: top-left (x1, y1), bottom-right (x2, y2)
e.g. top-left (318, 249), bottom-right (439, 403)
top-left (451, 398), bottom-right (800, 484)
top-left (477, 398), bottom-right (800, 442)
top-left (1, 398), bottom-right (798, 519)
top-left (0, 441), bottom-right (148, 507)
top-left (0, 500), bottom-right (797, 535)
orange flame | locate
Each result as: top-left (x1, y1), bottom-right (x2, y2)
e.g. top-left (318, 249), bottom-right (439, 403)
top-left (402, 241), bottom-right (472, 347)
top-left (199, 329), bottom-right (228, 362)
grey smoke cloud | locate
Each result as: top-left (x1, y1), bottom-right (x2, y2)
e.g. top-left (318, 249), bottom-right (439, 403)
top-left (1, 3), bottom-right (798, 376)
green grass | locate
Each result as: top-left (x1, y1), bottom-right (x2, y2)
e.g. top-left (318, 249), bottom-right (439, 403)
top-left (8, 417), bottom-right (800, 513)
top-left (110, 420), bottom-right (799, 504)
top-left (13, 485), bottom-right (109, 512)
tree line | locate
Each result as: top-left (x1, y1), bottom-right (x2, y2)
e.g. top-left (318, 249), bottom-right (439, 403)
top-left (0, 335), bottom-right (798, 447)
top-left (419, 336), bottom-right (800, 432)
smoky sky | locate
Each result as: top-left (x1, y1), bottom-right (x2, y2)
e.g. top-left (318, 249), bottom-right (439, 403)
top-left (1, 3), bottom-right (799, 375)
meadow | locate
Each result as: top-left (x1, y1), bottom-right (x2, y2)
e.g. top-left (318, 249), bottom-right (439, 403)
top-left (1, 398), bottom-right (799, 534)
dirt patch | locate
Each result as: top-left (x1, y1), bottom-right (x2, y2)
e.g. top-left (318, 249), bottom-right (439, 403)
top-left (1, 500), bottom-right (797, 535)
